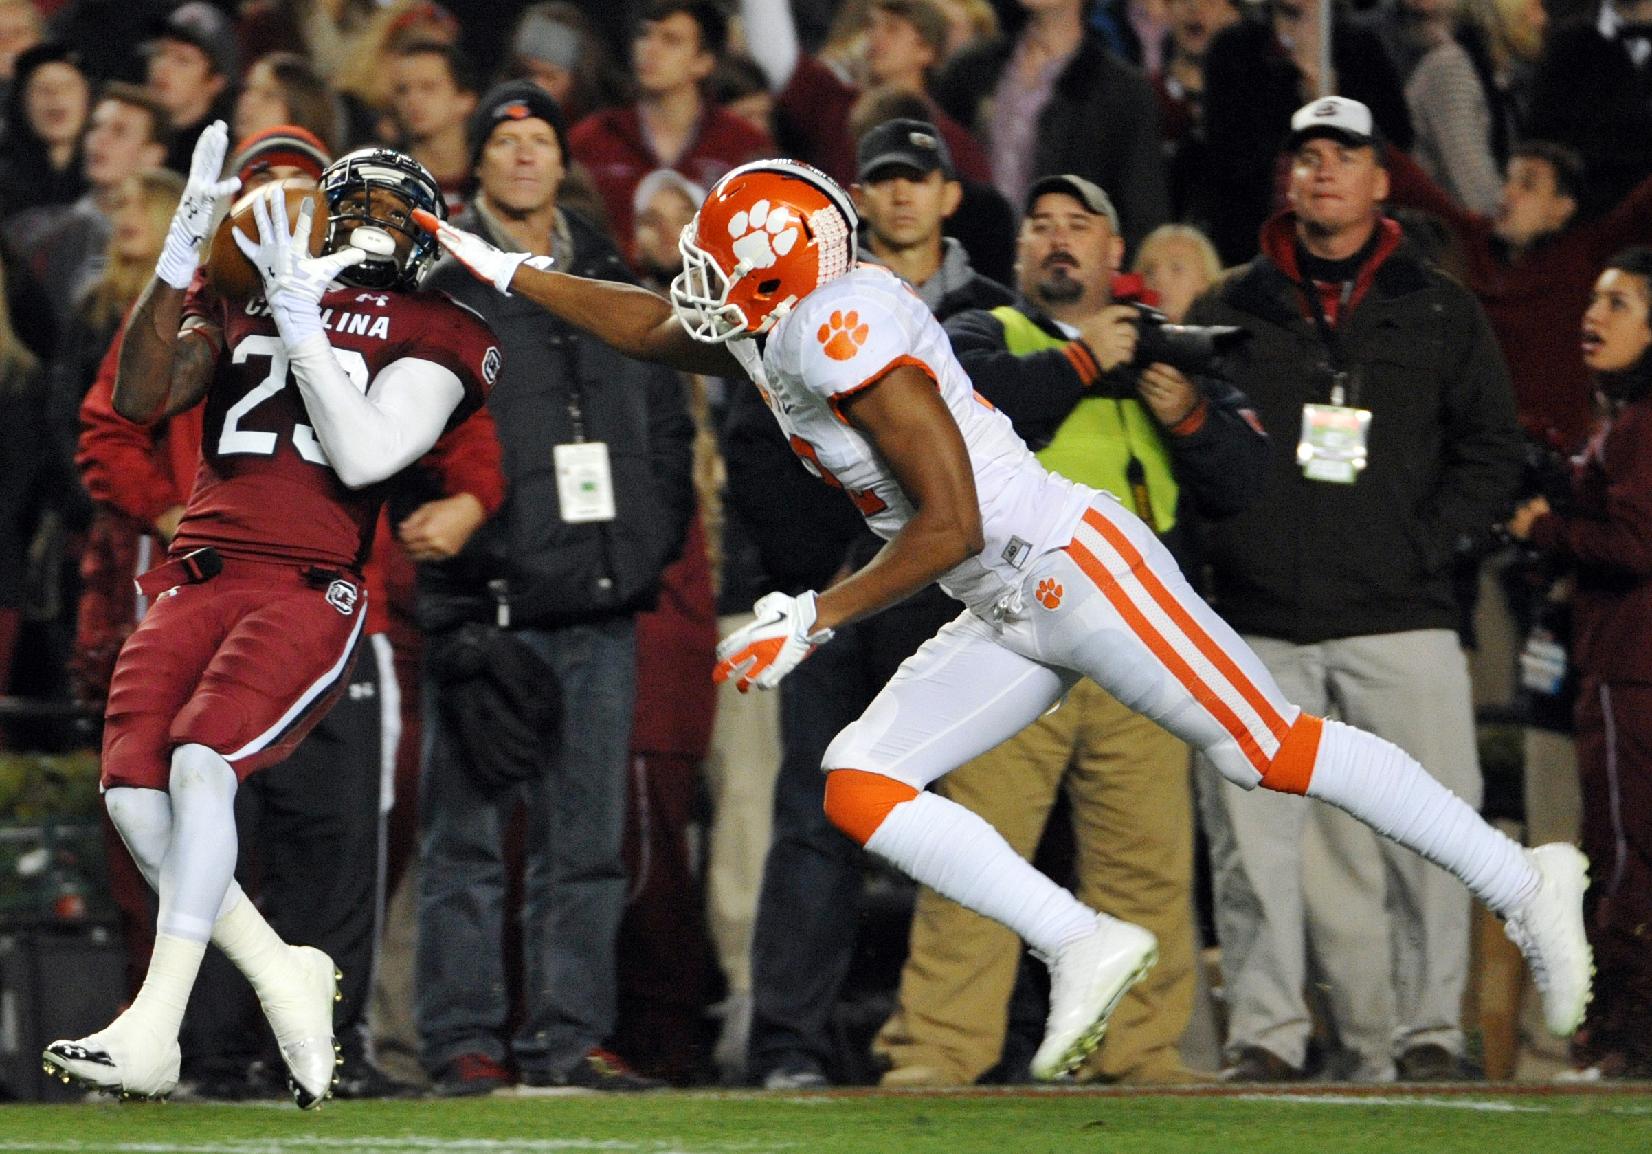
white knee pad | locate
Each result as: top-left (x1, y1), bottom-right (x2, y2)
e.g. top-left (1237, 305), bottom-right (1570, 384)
top-left (168, 743), bottom-right (238, 801)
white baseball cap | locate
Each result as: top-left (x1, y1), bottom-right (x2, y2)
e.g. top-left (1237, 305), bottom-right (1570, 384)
top-left (1287, 95), bottom-right (1379, 151)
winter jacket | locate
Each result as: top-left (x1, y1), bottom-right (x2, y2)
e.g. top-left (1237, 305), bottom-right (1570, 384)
top-left (418, 206), bottom-right (696, 632)
top-left (1530, 394), bottom-right (1652, 684)
top-left (1187, 214), bottom-right (1521, 641)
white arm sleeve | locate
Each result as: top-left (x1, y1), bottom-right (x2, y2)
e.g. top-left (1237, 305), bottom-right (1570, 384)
top-left (738, 0), bottom-right (799, 91)
top-left (286, 334), bottom-right (464, 489)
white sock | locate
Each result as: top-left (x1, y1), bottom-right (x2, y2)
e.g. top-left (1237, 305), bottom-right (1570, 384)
top-left (123, 933), bottom-right (207, 1040)
top-left (1305, 718), bottom-right (1537, 914)
top-left (865, 791), bottom-right (1097, 954)
top-left (157, 744), bottom-right (240, 942)
top-left (106, 785), bottom-right (288, 991)
top-left (214, 892), bottom-right (294, 997)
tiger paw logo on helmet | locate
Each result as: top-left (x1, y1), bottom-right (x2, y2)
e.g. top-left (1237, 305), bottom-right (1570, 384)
top-left (1035, 578), bottom-right (1064, 610)
top-left (818, 310), bottom-right (869, 360)
top-left (729, 199), bottom-right (799, 270)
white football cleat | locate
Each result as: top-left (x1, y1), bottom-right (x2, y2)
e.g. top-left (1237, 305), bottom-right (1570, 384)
top-left (256, 945), bottom-right (341, 1108)
top-left (1504, 843), bottom-right (1594, 1037)
top-left (1030, 917), bottom-right (1158, 1081)
top-left (42, 1013), bottom-right (180, 1100)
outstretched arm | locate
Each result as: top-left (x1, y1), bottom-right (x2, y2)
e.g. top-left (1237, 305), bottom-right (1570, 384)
top-left (411, 208), bottom-right (743, 378)
top-left (114, 121), bottom-right (240, 422)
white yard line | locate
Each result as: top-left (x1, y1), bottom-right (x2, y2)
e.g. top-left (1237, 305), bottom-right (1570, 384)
top-left (1230, 1094), bottom-right (1548, 1113)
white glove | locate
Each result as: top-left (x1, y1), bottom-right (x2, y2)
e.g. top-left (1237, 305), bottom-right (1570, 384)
top-left (233, 185), bottom-right (366, 347)
top-left (411, 207), bottom-right (552, 294)
top-left (714, 590), bottom-right (835, 693)
top-left (155, 120), bottom-right (241, 290)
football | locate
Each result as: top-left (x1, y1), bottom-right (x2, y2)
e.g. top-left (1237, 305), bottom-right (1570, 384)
top-left (204, 180), bottom-right (328, 300)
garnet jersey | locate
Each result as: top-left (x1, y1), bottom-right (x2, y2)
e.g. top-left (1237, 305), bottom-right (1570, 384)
top-left (754, 265), bottom-right (1094, 611)
top-left (172, 276), bottom-right (499, 571)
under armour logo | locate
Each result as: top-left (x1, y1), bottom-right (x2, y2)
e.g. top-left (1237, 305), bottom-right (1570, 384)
top-left (1035, 578), bottom-right (1064, 610)
top-left (356, 292), bottom-right (390, 307)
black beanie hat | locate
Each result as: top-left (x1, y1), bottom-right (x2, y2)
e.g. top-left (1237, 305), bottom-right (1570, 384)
top-left (467, 80), bottom-right (569, 176)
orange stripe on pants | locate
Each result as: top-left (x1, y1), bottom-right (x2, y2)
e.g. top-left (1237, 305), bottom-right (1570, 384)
top-left (1080, 509), bottom-right (1290, 742)
top-left (1065, 536), bottom-right (1276, 780)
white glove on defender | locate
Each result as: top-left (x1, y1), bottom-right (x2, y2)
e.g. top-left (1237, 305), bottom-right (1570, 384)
top-left (411, 207), bottom-right (552, 295)
top-left (714, 591), bottom-right (836, 693)
top-left (155, 120), bottom-right (241, 290)
top-left (233, 186), bottom-right (366, 347)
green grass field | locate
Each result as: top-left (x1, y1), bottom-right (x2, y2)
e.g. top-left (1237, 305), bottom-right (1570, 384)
top-left (2, 1085), bottom-right (1650, 1154)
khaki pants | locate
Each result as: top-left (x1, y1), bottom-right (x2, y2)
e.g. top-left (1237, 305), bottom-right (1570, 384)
top-left (873, 679), bottom-right (1197, 1083)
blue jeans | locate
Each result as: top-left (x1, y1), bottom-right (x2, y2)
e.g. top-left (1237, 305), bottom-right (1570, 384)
top-left (415, 619), bottom-right (636, 1077)
top-left (747, 586), bottom-right (958, 1080)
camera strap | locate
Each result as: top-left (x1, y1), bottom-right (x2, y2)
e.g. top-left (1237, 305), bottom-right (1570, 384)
top-left (1302, 276), bottom-right (1360, 407)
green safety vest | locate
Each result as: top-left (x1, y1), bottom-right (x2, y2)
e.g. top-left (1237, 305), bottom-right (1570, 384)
top-left (990, 306), bottom-right (1178, 531)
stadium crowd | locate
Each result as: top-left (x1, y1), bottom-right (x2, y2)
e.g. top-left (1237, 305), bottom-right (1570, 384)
top-left (0, 0), bottom-right (1646, 1100)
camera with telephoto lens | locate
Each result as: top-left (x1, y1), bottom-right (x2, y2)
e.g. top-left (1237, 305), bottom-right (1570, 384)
top-left (1128, 302), bottom-right (1250, 377)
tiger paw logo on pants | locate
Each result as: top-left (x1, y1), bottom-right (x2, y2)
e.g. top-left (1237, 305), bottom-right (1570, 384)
top-left (1035, 578), bottom-right (1064, 610)
top-left (818, 310), bottom-right (869, 361)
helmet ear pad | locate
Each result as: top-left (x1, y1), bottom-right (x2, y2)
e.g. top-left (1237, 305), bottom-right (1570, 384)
top-left (319, 148), bottom-right (446, 290)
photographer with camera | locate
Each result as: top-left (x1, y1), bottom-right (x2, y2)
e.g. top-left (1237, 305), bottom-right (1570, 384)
top-left (871, 175), bottom-right (1267, 1087)
top-left (1185, 97), bottom-right (1522, 1083)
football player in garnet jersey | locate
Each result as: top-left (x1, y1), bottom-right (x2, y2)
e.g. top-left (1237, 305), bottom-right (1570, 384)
top-left (44, 125), bottom-right (499, 1107)
top-left (416, 158), bottom-right (1593, 1085)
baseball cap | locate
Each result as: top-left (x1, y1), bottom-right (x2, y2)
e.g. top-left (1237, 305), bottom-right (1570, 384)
top-left (231, 126), bottom-right (332, 186)
top-left (513, 7), bottom-right (585, 72)
top-left (467, 80), bottom-right (569, 174)
top-left (856, 118), bottom-right (956, 182)
top-left (149, 2), bottom-right (238, 79)
top-left (633, 167), bottom-right (707, 217)
top-left (1025, 174), bottom-right (1121, 234)
top-left (1287, 95), bottom-right (1380, 152)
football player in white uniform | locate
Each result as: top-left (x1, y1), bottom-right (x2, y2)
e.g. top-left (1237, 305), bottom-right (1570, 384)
top-left (415, 159), bottom-right (1593, 1082)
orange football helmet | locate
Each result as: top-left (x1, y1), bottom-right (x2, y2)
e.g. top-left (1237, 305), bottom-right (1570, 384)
top-left (670, 159), bottom-right (858, 343)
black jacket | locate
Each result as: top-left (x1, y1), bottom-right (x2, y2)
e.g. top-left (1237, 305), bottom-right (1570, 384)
top-left (934, 30), bottom-right (1169, 251)
top-left (1186, 216), bottom-right (1521, 642)
top-left (416, 207), bottom-right (696, 632)
top-left (945, 300), bottom-right (1269, 571)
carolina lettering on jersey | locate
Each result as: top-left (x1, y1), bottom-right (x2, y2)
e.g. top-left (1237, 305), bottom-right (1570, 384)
top-left (170, 274), bottom-right (498, 571)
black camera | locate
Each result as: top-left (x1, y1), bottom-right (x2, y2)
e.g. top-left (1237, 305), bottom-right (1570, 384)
top-left (1129, 302), bottom-right (1250, 377)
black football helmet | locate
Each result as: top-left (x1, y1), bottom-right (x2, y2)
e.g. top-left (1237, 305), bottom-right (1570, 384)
top-left (319, 148), bottom-right (445, 290)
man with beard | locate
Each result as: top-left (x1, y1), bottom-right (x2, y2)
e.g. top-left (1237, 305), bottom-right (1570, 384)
top-left (872, 173), bottom-right (1268, 1087)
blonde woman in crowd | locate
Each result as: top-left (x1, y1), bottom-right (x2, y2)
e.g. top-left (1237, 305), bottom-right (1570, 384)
top-left (1132, 223), bottom-right (1222, 323)
top-left (59, 170), bottom-right (183, 401)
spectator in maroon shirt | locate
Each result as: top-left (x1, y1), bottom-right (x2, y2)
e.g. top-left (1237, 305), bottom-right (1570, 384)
top-left (1390, 141), bottom-right (1652, 454)
top-left (569, 1), bottom-right (769, 263)
top-left (1507, 246), bottom-right (1652, 1081)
